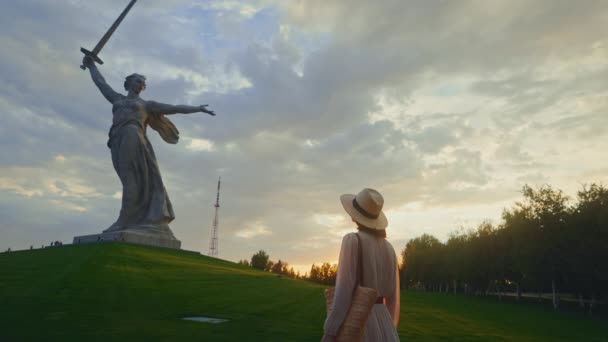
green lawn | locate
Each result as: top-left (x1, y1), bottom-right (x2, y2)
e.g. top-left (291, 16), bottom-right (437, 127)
top-left (0, 244), bottom-right (606, 341)
top-left (399, 292), bottom-right (607, 341)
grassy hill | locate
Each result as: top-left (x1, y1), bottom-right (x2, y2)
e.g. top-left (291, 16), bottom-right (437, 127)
top-left (1, 243), bottom-right (606, 341)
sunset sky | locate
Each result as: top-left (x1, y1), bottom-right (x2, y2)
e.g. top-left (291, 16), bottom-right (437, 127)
top-left (1, 0), bottom-right (607, 273)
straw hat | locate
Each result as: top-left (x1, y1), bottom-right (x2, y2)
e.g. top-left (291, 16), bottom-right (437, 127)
top-left (340, 188), bottom-right (388, 230)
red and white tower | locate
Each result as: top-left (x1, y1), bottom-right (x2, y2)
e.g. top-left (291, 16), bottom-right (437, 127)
top-left (208, 177), bottom-right (221, 257)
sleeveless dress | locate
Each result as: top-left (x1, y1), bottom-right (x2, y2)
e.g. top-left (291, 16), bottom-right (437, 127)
top-left (324, 231), bottom-right (401, 341)
top-left (104, 95), bottom-right (176, 238)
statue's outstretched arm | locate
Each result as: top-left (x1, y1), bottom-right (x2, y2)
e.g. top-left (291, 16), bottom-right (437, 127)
top-left (83, 57), bottom-right (121, 103)
top-left (147, 101), bottom-right (215, 116)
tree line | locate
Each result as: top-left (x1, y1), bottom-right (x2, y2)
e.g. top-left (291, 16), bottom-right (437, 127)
top-left (238, 250), bottom-right (299, 278)
top-left (238, 250), bottom-right (337, 285)
top-left (400, 183), bottom-right (608, 314)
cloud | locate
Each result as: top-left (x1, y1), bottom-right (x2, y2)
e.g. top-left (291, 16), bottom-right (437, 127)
top-left (313, 213), bottom-right (348, 228)
top-left (0, 178), bottom-right (44, 198)
top-left (186, 138), bottom-right (215, 152)
top-left (195, 1), bottom-right (262, 19)
top-left (235, 222), bottom-right (272, 238)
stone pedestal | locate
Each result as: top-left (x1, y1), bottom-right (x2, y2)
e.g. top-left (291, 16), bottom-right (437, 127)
top-left (73, 229), bottom-right (181, 249)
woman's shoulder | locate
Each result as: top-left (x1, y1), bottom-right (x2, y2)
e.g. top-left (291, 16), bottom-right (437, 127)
top-left (340, 232), bottom-right (360, 248)
top-left (342, 232), bottom-right (358, 241)
top-left (382, 238), bottom-right (397, 258)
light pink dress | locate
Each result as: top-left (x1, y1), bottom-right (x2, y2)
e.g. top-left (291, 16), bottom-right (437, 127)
top-left (324, 231), bottom-right (401, 341)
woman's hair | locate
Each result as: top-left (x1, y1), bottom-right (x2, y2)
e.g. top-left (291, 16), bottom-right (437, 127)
top-left (124, 73), bottom-right (146, 91)
top-left (356, 222), bottom-right (387, 238)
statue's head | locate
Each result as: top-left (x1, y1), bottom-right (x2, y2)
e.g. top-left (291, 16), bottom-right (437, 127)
top-left (124, 73), bottom-right (146, 94)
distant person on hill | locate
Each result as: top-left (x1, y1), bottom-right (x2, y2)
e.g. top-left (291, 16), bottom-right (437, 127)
top-left (321, 188), bottom-right (400, 342)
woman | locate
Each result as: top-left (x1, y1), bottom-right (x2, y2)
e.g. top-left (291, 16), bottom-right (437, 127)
top-left (82, 55), bottom-right (215, 239)
top-left (322, 188), bottom-right (400, 342)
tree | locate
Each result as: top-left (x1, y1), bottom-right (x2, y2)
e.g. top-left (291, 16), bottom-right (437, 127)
top-left (521, 185), bottom-right (571, 309)
top-left (265, 260), bottom-right (275, 272)
top-left (445, 231), bottom-right (468, 294)
top-left (308, 263), bottom-right (337, 285)
top-left (251, 250), bottom-right (270, 270)
top-left (401, 234), bottom-right (443, 290)
top-left (570, 183), bottom-right (608, 314)
top-left (310, 264), bottom-right (320, 282)
top-left (271, 260), bottom-right (285, 274)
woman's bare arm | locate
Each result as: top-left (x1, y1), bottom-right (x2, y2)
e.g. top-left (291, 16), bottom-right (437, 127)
top-left (387, 258), bottom-right (400, 327)
top-left (83, 57), bottom-right (121, 104)
top-left (323, 233), bottom-right (358, 337)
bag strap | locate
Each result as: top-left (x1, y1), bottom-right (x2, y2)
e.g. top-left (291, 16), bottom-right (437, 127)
top-left (355, 233), bottom-right (363, 286)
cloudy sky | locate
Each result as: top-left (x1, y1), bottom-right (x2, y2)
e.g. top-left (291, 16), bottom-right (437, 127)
top-left (1, 0), bottom-right (607, 272)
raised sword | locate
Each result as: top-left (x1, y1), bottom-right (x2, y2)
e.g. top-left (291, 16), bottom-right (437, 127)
top-left (80, 0), bottom-right (137, 70)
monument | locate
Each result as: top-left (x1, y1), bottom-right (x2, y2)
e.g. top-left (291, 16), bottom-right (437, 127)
top-left (73, 0), bottom-right (215, 249)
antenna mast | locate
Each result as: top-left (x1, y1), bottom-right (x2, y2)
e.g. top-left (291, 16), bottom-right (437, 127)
top-left (208, 177), bottom-right (221, 257)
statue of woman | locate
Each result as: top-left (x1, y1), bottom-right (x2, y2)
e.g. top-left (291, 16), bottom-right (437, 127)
top-left (82, 56), bottom-right (215, 241)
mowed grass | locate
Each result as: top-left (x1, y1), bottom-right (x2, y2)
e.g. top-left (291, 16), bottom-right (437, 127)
top-left (0, 244), bottom-right (606, 341)
top-left (0, 244), bottom-right (326, 341)
top-left (398, 292), bottom-right (608, 341)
